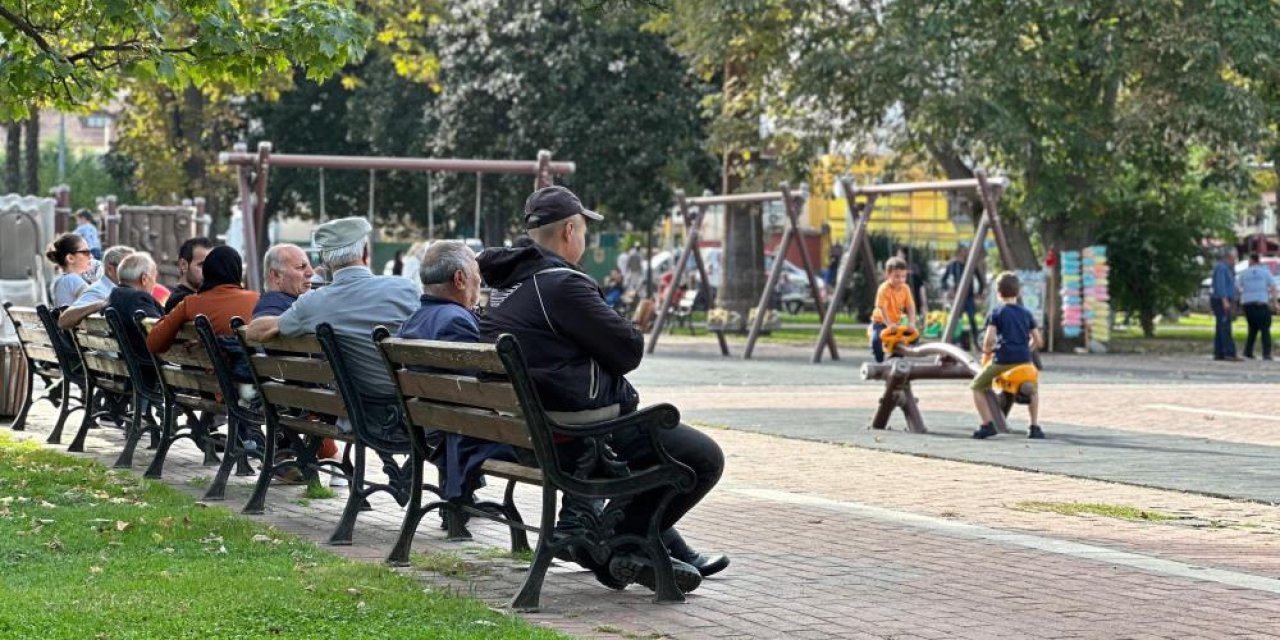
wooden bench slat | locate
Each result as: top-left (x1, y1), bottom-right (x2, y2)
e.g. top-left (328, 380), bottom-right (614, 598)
top-left (15, 324), bottom-right (55, 348)
top-left (404, 399), bottom-right (530, 448)
top-left (81, 353), bottom-right (130, 377)
top-left (172, 392), bottom-right (224, 413)
top-left (161, 367), bottom-right (222, 394)
top-left (379, 338), bottom-right (507, 375)
top-left (96, 379), bottom-right (130, 394)
top-left (395, 371), bottom-right (522, 415)
top-left (154, 345), bottom-right (214, 368)
top-left (241, 332), bottom-right (324, 354)
top-left (6, 308), bottom-right (43, 326)
top-left (276, 415), bottom-right (351, 441)
top-left (261, 383), bottom-right (347, 417)
top-left (250, 355), bottom-right (333, 384)
top-left (141, 319), bottom-right (198, 342)
top-left (21, 344), bottom-right (62, 366)
top-left (75, 332), bottom-right (121, 353)
top-left (479, 459), bottom-right (542, 485)
top-left (81, 316), bottom-right (113, 332)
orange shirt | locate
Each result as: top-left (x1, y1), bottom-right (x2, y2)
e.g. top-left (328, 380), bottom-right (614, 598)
top-left (146, 284), bottom-right (259, 353)
top-left (872, 280), bottom-right (914, 325)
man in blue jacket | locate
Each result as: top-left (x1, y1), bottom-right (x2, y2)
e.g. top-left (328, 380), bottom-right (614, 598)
top-left (1211, 249), bottom-right (1241, 361)
top-left (479, 186), bottom-right (728, 595)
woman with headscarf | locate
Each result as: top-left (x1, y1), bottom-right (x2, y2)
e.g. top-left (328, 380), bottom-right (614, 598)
top-left (146, 246), bottom-right (260, 354)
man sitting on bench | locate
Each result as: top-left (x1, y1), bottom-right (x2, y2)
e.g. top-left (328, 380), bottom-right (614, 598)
top-left (245, 217), bottom-right (419, 446)
top-left (478, 185), bottom-right (728, 595)
top-left (396, 240), bottom-right (519, 502)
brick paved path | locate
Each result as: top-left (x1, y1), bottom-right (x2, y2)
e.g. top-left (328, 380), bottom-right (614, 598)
top-left (7, 363), bottom-right (1280, 638)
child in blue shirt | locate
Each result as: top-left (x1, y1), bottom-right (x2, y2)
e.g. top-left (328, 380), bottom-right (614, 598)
top-left (971, 271), bottom-right (1043, 439)
top-left (73, 210), bottom-right (102, 260)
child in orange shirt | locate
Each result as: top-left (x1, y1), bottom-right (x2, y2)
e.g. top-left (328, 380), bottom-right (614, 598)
top-left (871, 257), bottom-right (917, 362)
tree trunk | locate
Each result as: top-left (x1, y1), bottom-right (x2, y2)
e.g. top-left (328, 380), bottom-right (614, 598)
top-left (1140, 309), bottom-right (1156, 338)
top-left (24, 115), bottom-right (39, 195)
top-left (4, 122), bottom-right (20, 193)
top-left (717, 199), bottom-right (764, 332)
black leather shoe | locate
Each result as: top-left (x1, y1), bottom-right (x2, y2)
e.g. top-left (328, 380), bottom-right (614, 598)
top-left (609, 553), bottom-right (702, 593)
top-left (680, 551), bottom-right (730, 577)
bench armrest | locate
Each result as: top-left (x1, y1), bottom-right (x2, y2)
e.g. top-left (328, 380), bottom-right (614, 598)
top-left (542, 403), bottom-right (693, 491)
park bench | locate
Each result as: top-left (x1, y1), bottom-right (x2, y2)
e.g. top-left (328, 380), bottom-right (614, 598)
top-left (375, 330), bottom-right (696, 611)
top-left (2, 304), bottom-right (86, 436)
top-left (67, 314), bottom-right (144, 464)
top-left (235, 321), bottom-right (410, 545)
top-left (103, 308), bottom-right (166, 470)
top-left (188, 315), bottom-right (267, 501)
top-left (138, 316), bottom-right (228, 483)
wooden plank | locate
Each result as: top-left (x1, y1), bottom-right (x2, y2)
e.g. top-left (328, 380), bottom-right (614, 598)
top-left (140, 318), bottom-right (199, 342)
top-left (96, 379), bottom-right (130, 394)
top-left (6, 308), bottom-right (42, 327)
top-left (172, 393), bottom-right (224, 413)
top-left (81, 316), bottom-right (113, 333)
top-left (261, 383), bottom-right (347, 417)
top-left (22, 344), bottom-right (62, 366)
top-left (480, 459), bottom-right (543, 485)
top-left (161, 367), bottom-right (223, 394)
top-left (277, 415), bottom-right (351, 441)
top-left (404, 400), bottom-right (530, 448)
top-left (154, 345), bottom-right (213, 368)
top-left (15, 324), bottom-right (54, 348)
top-left (81, 353), bottom-right (130, 377)
top-left (250, 355), bottom-right (333, 384)
top-left (75, 332), bottom-right (120, 353)
top-left (240, 331), bottom-right (324, 355)
top-left (395, 371), bottom-right (522, 415)
top-left (379, 338), bottom-right (506, 375)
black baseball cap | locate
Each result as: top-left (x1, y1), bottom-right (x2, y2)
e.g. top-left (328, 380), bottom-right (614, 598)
top-left (524, 186), bottom-right (604, 229)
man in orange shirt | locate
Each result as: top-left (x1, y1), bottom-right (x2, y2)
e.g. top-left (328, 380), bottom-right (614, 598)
top-left (871, 257), bottom-right (917, 362)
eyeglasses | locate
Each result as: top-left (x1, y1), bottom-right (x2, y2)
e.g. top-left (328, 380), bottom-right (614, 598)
top-left (74, 249), bottom-right (92, 255)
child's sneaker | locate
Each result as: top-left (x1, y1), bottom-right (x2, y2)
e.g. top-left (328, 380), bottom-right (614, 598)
top-left (1028, 425), bottom-right (1045, 439)
top-left (972, 423), bottom-right (998, 439)
top-left (236, 383), bottom-right (260, 410)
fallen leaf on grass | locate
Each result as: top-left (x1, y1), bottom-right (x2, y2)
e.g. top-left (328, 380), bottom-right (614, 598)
top-left (89, 566), bottom-right (103, 575)
top-left (115, 521), bottom-right (132, 532)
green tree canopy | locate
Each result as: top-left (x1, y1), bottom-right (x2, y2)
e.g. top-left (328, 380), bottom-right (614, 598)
top-left (0, 0), bottom-right (372, 119)
top-left (430, 0), bottom-right (717, 244)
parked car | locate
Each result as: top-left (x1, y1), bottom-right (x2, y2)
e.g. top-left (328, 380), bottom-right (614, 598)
top-left (646, 247), bottom-right (828, 313)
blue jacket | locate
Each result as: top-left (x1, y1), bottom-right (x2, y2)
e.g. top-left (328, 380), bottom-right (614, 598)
top-left (1212, 261), bottom-right (1237, 301)
top-left (397, 295), bottom-right (515, 500)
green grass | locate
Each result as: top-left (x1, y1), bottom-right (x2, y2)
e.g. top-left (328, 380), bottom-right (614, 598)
top-left (0, 434), bottom-right (562, 639)
top-left (304, 483), bottom-right (336, 500)
top-left (477, 547), bottom-right (534, 563)
top-left (1013, 500), bottom-right (1176, 522)
top-left (410, 551), bottom-right (488, 578)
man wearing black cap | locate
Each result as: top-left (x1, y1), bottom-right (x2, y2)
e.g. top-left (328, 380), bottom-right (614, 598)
top-left (478, 185), bottom-right (728, 595)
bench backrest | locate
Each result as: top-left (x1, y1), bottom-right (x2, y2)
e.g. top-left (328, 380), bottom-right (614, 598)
top-left (374, 328), bottom-right (531, 450)
top-left (71, 315), bottom-right (130, 395)
top-left (103, 308), bottom-right (160, 400)
top-left (3, 304), bottom-right (61, 376)
top-left (140, 316), bottom-right (223, 413)
top-left (235, 325), bottom-right (348, 436)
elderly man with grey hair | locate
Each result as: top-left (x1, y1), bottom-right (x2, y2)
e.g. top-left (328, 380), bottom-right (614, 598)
top-left (252, 243), bottom-right (315, 318)
top-left (104, 253), bottom-right (164, 362)
top-left (396, 241), bottom-right (513, 500)
top-left (58, 244), bottom-right (136, 329)
top-left (245, 217), bottom-right (419, 445)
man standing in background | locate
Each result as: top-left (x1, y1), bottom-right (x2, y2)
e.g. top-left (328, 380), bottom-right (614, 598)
top-left (1211, 248), bottom-right (1241, 362)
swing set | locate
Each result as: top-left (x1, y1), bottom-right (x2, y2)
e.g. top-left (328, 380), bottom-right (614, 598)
top-left (218, 142), bottom-right (575, 291)
top-left (811, 170), bottom-right (1014, 363)
top-left (644, 183), bottom-right (832, 360)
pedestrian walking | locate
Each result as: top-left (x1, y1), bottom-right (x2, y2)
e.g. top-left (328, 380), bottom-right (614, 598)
top-left (1240, 253), bottom-right (1276, 360)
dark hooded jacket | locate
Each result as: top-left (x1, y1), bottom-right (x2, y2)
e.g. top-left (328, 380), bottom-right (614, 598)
top-left (478, 237), bottom-right (642, 415)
